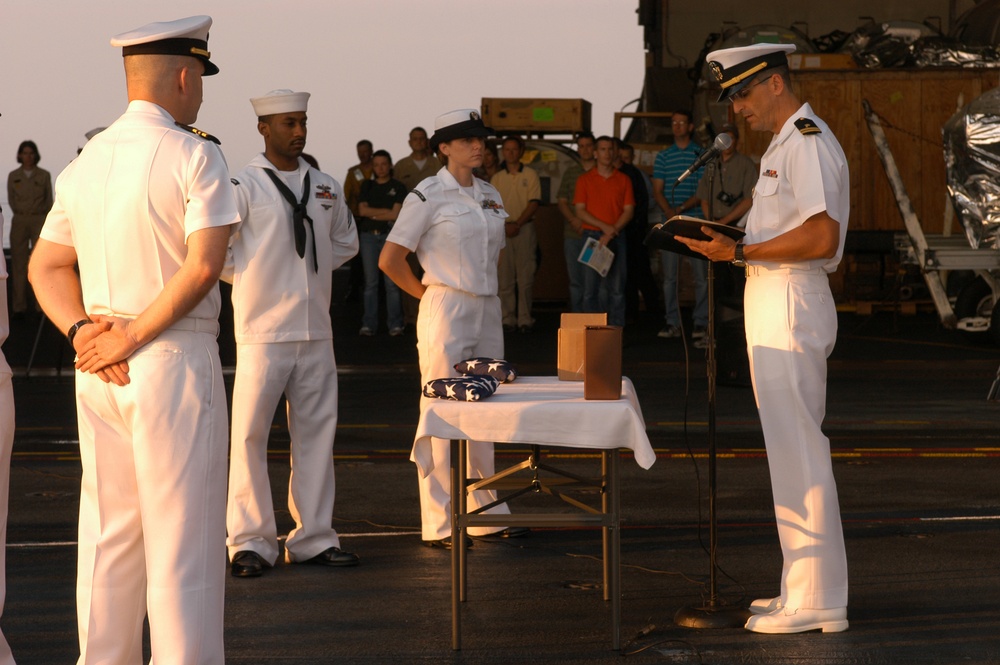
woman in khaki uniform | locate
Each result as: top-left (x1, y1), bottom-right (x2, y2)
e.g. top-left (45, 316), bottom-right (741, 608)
top-left (6, 140), bottom-right (52, 316)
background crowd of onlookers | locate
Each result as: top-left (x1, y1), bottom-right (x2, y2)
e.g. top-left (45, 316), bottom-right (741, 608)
top-left (335, 117), bottom-right (756, 345)
top-left (4, 116), bottom-right (757, 350)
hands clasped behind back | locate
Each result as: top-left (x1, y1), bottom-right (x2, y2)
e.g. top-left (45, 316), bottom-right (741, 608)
top-left (73, 315), bottom-right (135, 386)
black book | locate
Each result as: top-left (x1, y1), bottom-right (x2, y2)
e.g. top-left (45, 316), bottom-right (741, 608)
top-left (644, 215), bottom-right (745, 260)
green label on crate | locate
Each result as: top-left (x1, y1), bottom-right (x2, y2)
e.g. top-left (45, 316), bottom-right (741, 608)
top-left (533, 107), bottom-right (555, 122)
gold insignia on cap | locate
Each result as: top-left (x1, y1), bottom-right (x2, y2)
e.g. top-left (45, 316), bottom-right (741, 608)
top-left (470, 111), bottom-right (480, 121)
top-left (721, 62), bottom-right (768, 90)
top-left (709, 62), bottom-right (723, 82)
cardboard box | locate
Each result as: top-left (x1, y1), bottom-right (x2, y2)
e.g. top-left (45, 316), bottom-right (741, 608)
top-left (557, 313), bottom-right (607, 381)
top-left (584, 326), bottom-right (623, 400)
top-left (481, 98), bottom-right (592, 133)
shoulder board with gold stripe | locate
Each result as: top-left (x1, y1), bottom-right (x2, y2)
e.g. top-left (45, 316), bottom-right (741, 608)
top-left (175, 122), bottom-right (221, 145)
top-left (794, 118), bottom-right (821, 136)
top-left (410, 188), bottom-right (427, 202)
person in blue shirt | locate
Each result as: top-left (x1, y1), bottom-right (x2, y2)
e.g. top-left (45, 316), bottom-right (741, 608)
top-left (651, 110), bottom-right (709, 344)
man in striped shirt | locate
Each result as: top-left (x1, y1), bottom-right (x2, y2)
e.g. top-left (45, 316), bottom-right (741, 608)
top-left (651, 110), bottom-right (709, 344)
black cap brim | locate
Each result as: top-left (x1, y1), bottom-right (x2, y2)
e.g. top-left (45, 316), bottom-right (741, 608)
top-left (714, 50), bottom-right (791, 103)
top-left (122, 38), bottom-right (219, 76)
top-left (430, 120), bottom-right (493, 150)
top-left (718, 77), bottom-right (753, 103)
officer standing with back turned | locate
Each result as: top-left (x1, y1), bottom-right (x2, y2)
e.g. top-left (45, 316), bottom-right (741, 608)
top-left (29, 16), bottom-right (239, 663)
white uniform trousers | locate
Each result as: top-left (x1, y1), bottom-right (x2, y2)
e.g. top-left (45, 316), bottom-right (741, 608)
top-left (498, 224), bottom-right (537, 328)
top-left (744, 270), bottom-right (849, 610)
top-left (416, 285), bottom-right (511, 540)
top-left (0, 354), bottom-right (14, 665)
top-left (227, 340), bottom-right (341, 564)
top-left (75, 329), bottom-right (228, 665)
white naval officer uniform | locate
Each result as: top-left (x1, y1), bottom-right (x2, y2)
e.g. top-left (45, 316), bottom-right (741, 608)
top-left (225, 155), bottom-right (358, 564)
top-left (743, 102), bottom-right (850, 611)
top-left (0, 211), bottom-right (15, 665)
top-left (40, 100), bottom-right (239, 664)
top-left (387, 167), bottom-right (512, 540)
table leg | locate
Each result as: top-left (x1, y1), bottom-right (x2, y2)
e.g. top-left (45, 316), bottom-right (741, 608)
top-left (602, 451), bottom-right (610, 602)
top-left (450, 439), bottom-right (462, 650)
top-left (610, 449), bottom-right (621, 650)
top-left (458, 440), bottom-right (468, 602)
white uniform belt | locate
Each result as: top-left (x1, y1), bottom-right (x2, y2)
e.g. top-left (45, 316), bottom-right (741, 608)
top-left (424, 283), bottom-right (490, 299)
top-left (102, 314), bottom-right (219, 336)
top-left (746, 265), bottom-right (826, 277)
top-left (168, 317), bottom-right (220, 335)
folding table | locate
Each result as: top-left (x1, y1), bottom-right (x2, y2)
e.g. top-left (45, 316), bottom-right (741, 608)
top-left (412, 376), bottom-right (655, 650)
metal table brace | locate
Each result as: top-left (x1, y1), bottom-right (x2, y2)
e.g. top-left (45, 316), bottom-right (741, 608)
top-left (450, 442), bottom-right (622, 651)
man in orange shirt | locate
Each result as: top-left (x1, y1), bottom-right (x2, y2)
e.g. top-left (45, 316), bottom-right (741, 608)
top-left (573, 135), bottom-right (634, 326)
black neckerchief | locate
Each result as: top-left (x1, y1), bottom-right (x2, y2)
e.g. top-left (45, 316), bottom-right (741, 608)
top-left (262, 167), bottom-right (317, 271)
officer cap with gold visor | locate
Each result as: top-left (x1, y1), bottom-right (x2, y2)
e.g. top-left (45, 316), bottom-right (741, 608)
top-left (111, 15), bottom-right (219, 76)
top-left (706, 43), bottom-right (796, 103)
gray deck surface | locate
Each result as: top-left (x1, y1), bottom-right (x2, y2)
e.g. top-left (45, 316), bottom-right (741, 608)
top-left (3, 285), bottom-right (999, 664)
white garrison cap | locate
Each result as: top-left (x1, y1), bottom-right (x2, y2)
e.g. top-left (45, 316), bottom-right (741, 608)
top-left (429, 109), bottom-right (493, 149)
top-left (706, 43), bottom-right (796, 102)
top-left (250, 89), bottom-right (311, 117)
top-left (84, 127), bottom-right (106, 142)
top-left (111, 15), bottom-right (219, 76)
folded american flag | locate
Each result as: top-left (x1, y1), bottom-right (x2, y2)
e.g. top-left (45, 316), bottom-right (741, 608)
top-left (453, 357), bottom-right (518, 383)
top-left (423, 375), bottom-right (501, 401)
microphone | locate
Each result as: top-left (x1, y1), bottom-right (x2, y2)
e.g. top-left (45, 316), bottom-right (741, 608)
top-left (673, 133), bottom-right (734, 186)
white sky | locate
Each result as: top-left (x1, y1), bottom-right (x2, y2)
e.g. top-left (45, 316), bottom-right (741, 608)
top-left (2, 0), bottom-right (645, 217)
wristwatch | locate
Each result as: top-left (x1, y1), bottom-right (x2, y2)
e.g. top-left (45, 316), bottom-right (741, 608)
top-left (67, 318), bottom-right (92, 345)
top-left (732, 241), bottom-right (746, 268)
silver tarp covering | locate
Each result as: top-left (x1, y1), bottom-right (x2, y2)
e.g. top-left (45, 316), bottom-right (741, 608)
top-left (943, 87), bottom-right (1000, 249)
top-left (842, 21), bottom-right (1000, 69)
top-left (912, 38), bottom-right (1000, 68)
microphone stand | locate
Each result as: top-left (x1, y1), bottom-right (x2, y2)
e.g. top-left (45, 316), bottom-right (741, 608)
top-left (673, 155), bottom-right (750, 629)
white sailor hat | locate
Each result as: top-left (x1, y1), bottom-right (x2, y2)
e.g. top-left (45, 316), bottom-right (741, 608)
top-left (429, 109), bottom-right (494, 150)
top-left (250, 89), bottom-right (311, 117)
top-left (706, 43), bottom-right (796, 102)
top-left (84, 127), bottom-right (106, 142)
top-left (111, 15), bottom-right (219, 76)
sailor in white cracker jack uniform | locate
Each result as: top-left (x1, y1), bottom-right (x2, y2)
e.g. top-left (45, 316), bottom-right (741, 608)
top-left (379, 109), bottom-right (528, 547)
top-left (29, 15), bottom-right (238, 663)
top-left (677, 43), bottom-right (850, 635)
top-left (225, 89), bottom-right (360, 577)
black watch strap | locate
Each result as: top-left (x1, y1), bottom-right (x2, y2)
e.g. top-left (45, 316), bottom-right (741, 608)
top-left (732, 242), bottom-right (746, 267)
top-left (67, 319), bottom-right (92, 345)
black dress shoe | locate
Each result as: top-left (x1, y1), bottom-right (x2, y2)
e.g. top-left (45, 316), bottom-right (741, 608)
top-left (230, 550), bottom-right (264, 578)
top-left (472, 526), bottom-right (531, 539)
top-left (421, 536), bottom-right (473, 550)
top-left (300, 546), bottom-right (359, 567)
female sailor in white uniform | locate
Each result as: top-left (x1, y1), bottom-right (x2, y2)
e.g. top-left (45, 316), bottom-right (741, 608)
top-left (379, 109), bottom-right (524, 547)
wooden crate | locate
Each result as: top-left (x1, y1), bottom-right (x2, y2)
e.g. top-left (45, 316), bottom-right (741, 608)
top-left (733, 69), bottom-right (1000, 234)
top-left (788, 53), bottom-right (857, 71)
top-left (481, 98), bottom-right (592, 134)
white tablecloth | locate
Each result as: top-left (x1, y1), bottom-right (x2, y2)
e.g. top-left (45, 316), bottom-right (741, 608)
top-left (411, 376), bottom-right (656, 476)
